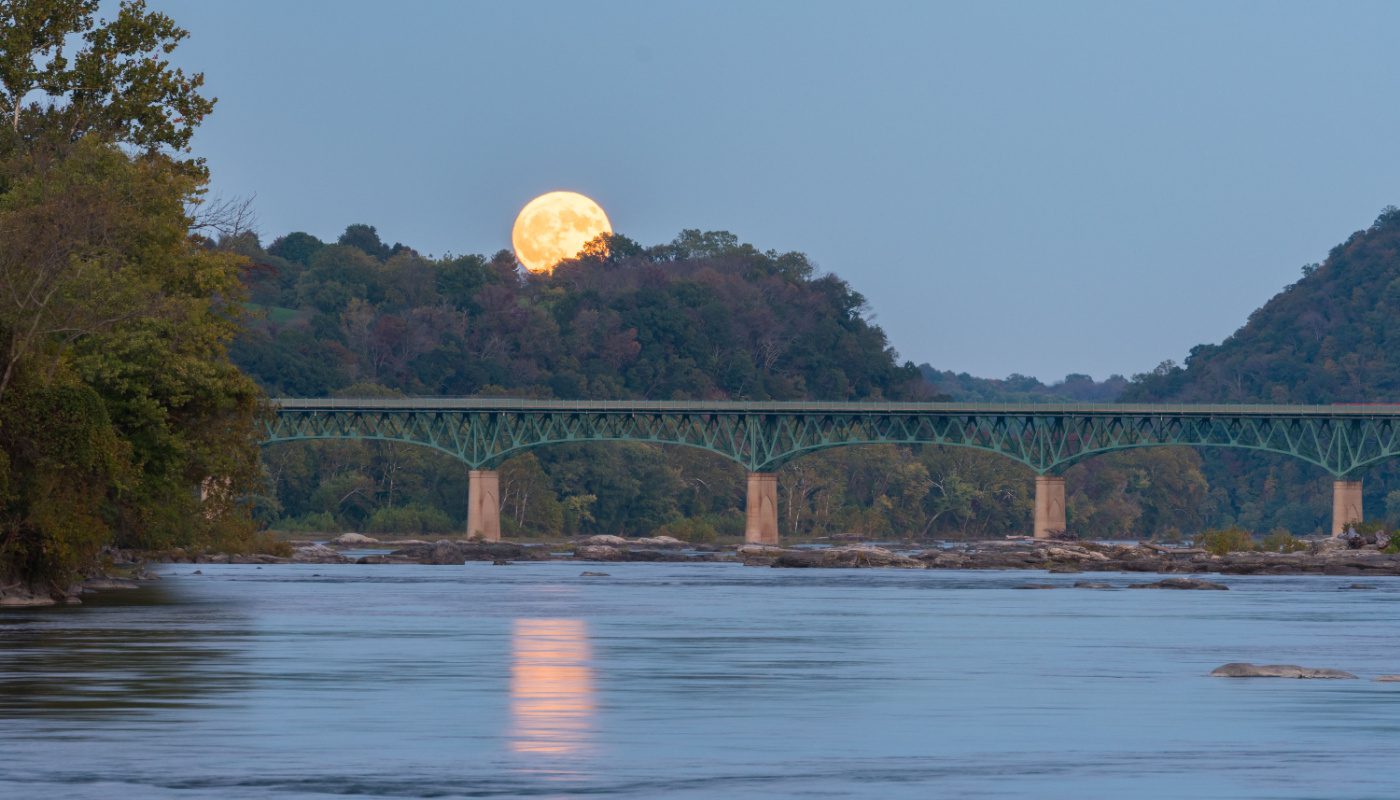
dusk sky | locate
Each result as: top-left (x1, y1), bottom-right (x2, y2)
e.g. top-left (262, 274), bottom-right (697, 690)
top-left (157, 0), bottom-right (1400, 382)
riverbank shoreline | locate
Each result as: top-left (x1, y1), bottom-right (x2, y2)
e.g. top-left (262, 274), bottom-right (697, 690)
top-left (0, 557), bottom-right (160, 608)
top-left (144, 535), bottom-right (1400, 577)
top-left (10, 536), bottom-right (1394, 607)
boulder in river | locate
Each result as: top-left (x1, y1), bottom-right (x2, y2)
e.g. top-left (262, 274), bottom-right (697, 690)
top-left (81, 578), bottom-right (141, 591)
top-left (582, 535), bottom-right (629, 546)
top-left (630, 535), bottom-right (687, 548)
top-left (292, 544), bottom-right (351, 564)
top-left (0, 585), bottom-right (55, 607)
top-left (574, 545), bottom-right (622, 560)
top-left (1210, 663), bottom-right (1357, 679)
top-left (329, 533), bottom-right (380, 547)
top-left (772, 546), bottom-right (924, 569)
top-left (1128, 577), bottom-right (1228, 590)
top-left (391, 540), bottom-right (548, 564)
top-left (1073, 581), bottom-right (1115, 589)
top-left (1374, 675), bottom-right (1400, 682)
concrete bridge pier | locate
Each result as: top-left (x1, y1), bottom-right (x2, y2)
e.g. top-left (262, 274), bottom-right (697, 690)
top-left (745, 472), bottom-right (779, 545)
top-left (1034, 476), bottom-right (1067, 539)
top-left (1332, 479), bottom-right (1363, 537)
top-left (467, 469), bottom-right (501, 542)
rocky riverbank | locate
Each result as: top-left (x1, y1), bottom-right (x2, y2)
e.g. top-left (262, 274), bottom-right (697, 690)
top-left (0, 553), bottom-right (161, 608)
top-left (99, 534), bottom-right (1400, 578)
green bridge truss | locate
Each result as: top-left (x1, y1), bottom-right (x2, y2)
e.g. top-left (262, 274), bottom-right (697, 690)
top-left (261, 399), bottom-right (1400, 477)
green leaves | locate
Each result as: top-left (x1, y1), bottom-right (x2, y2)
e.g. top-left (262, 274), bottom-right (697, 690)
top-left (1, 0), bottom-right (213, 162)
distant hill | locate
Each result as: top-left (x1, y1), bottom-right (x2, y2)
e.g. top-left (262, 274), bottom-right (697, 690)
top-left (229, 226), bottom-right (937, 538)
top-left (234, 227), bottom-right (928, 402)
top-left (919, 366), bottom-right (1127, 403)
top-left (1119, 206), bottom-right (1400, 533)
top-left (1126, 206), bottom-right (1400, 404)
top-left (229, 210), bottom-right (1400, 540)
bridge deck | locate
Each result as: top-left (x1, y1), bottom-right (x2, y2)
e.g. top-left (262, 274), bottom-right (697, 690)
top-left (271, 398), bottom-right (1400, 417)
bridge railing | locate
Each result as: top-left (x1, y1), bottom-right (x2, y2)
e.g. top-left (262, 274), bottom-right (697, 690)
top-left (270, 397), bottom-right (1400, 417)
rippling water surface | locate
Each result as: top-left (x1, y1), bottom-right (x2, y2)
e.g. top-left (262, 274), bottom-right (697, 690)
top-left (3, 563), bottom-right (1400, 798)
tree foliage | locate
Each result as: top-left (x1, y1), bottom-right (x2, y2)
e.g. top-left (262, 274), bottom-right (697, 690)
top-left (0, 0), bottom-right (213, 160)
top-left (0, 0), bottom-right (263, 592)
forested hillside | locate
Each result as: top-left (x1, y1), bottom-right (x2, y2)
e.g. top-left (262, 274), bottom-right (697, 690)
top-left (1121, 206), bottom-right (1400, 532)
top-left (918, 367), bottom-right (1127, 403)
top-left (234, 227), bottom-right (960, 538)
top-left (234, 209), bottom-right (1400, 541)
top-left (233, 227), bottom-right (923, 402)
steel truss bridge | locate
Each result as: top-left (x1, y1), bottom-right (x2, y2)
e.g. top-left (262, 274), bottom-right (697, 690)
top-left (263, 399), bottom-right (1400, 541)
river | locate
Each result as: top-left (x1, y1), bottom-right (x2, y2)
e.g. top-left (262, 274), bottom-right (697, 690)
top-left (2, 562), bottom-right (1399, 798)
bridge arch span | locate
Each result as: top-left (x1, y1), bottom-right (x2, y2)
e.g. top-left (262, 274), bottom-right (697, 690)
top-left (262, 399), bottom-right (1400, 542)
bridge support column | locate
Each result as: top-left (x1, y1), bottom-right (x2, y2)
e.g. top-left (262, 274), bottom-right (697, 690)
top-left (1034, 476), bottom-right (1067, 539)
top-left (745, 472), bottom-right (779, 545)
top-left (1332, 479), bottom-right (1363, 537)
top-left (467, 469), bottom-right (501, 542)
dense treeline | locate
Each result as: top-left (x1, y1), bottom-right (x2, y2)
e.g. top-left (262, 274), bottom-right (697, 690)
top-left (233, 226), bottom-right (949, 537)
top-left (235, 227), bottom-right (923, 401)
top-left (1, 1), bottom-right (267, 593)
top-left (1122, 207), bottom-right (1400, 533)
top-left (234, 224), bottom-right (1237, 541)
top-left (246, 207), bottom-right (1400, 541)
top-left (919, 367), bottom-right (1128, 404)
top-left (916, 207), bottom-right (1400, 537)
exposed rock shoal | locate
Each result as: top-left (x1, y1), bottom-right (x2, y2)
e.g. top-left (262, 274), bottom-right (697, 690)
top-left (1127, 578), bottom-right (1229, 590)
top-left (894, 539), bottom-right (1400, 576)
top-left (1211, 662), bottom-right (1357, 679)
top-left (389, 540), bottom-right (553, 565)
top-left (574, 545), bottom-right (720, 562)
top-left (770, 546), bottom-right (924, 569)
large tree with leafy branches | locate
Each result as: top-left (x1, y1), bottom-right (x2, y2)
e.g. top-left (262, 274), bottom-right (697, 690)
top-left (0, 0), bottom-right (265, 596)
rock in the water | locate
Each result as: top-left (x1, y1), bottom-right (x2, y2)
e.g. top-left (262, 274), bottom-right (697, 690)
top-left (919, 552), bottom-right (969, 569)
top-left (81, 578), bottom-right (141, 591)
top-left (491, 559), bottom-right (512, 566)
top-left (1013, 583), bottom-right (1059, 590)
top-left (737, 544), bottom-right (785, 556)
top-left (582, 535), bottom-right (630, 546)
top-left (1211, 662), bottom-right (1357, 679)
top-left (1374, 675), bottom-right (1400, 682)
top-left (356, 555), bottom-right (409, 564)
top-left (1045, 546), bottom-right (1110, 562)
top-left (1343, 583), bottom-right (1378, 590)
top-left (291, 544), bottom-right (351, 564)
top-left (572, 545), bottom-right (711, 563)
top-left (574, 545), bottom-right (623, 560)
top-left (390, 540), bottom-right (547, 564)
top-left (329, 532), bottom-right (380, 547)
top-left (772, 546), bottom-right (924, 569)
top-left (0, 588), bottom-right (56, 607)
top-left (1128, 578), bottom-right (1228, 590)
top-left (580, 571), bottom-right (610, 577)
top-left (1073, 581), bottom-right (1115, 589)
top-left (631, 535), bottom-right (687, 547)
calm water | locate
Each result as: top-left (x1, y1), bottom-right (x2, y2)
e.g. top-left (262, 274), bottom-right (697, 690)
top-left (3, 563), bottom-right (1400, 799)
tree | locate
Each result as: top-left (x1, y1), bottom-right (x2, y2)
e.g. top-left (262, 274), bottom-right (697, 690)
top-left (1, 0), bottom-right (265, 593)
top-left (1, 0), bottom-right (214, 160)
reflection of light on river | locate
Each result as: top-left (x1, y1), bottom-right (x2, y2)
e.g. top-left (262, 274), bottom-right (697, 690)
top-left (510, 619), bottom-right (594, 755)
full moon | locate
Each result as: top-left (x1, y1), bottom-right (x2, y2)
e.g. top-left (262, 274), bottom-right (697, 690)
top-left (511, 191), bottom-right (613, 273)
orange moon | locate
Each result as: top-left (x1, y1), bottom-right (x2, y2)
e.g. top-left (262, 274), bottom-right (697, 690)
top-left (511, 191), bottom-right (613, 273)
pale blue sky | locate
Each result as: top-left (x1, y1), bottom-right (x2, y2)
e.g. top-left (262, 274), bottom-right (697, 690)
top-left (156, 0), bottom-right (1400, 381)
